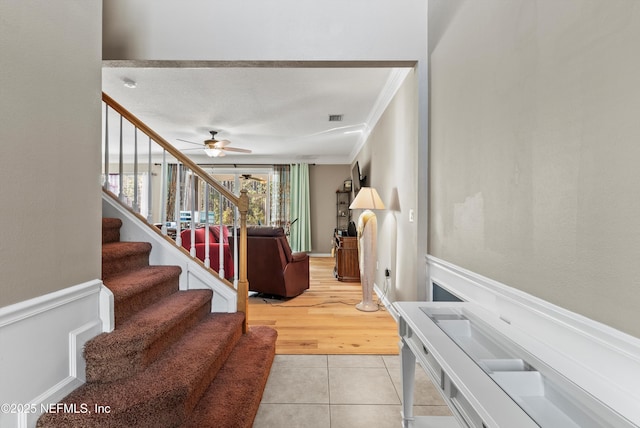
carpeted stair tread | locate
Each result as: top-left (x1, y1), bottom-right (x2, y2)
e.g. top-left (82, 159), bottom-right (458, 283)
top-left (102, 218), bottom-right (122, 244)
top-left (104, 265), bottom-right (182, 326)
top-left (37, 313), bottom-right (245, 428)
top-left (85, 289), bottom-right (213, 382)
top-left (185, 326), bottom-right (278, 428)
top-left (102, 241), bottom-right (152, 279)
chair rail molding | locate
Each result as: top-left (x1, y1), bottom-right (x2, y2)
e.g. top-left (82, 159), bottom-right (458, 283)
top-left (0, 279), bottom-right (105, 428)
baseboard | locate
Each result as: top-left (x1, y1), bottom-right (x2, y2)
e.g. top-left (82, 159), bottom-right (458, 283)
top-left (374, 282), bottom-right (398, 322)
top-left (426, 255), bottom-right (640, 425)
top-left (308, 253), bottom-right (332, 257)
top-left (0, 280), bottom-right (105, 428)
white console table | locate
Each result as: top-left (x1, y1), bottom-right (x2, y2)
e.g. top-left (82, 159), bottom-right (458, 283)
top-left (395, 301), bottom-right (637, 428)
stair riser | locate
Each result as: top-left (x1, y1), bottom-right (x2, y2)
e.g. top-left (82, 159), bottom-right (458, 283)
top-left (101, 218), bottom-right (123, 244)
top-left (111, 274), bottom-right (180, 327)
top-left (102, 228), bottom-right (120, 244)
top-left (102, 252), bottom-right (150, 279)
top-left (85, 299), bottom-right (212, 383)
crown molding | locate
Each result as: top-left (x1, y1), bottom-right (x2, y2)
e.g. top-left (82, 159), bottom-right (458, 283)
top-left (350, 67), bottom-right (412, 162)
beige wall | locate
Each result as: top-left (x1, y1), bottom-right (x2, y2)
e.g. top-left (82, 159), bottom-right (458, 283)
top-left (309, 165), bottom-right (351, 254)
top-left (429, 0), bottom-right (640, 337)
top-left (354, 69), bottom-right (420, 301)
top-left (103, 0), bottom-right (427, 62)
top-left (0, 1), bottom-right (102, 307)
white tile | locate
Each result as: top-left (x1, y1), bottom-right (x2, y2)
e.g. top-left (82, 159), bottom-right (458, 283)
top-left (382, 354), bottom-right (400, 369)
top-left (257, 354), bottom-right (452, 428)
top-left (328, 354), bottom-right (386, 368)
top-left (272, 354), bottom-right (328, 368)
top-left (253, 404), bottom-right (330, 428)
top-left (413, 405), bottom-right (453, 417)
top-left (330, 405), bottom-right (402, 428)
top-left (329, 367), bottom-right (400, 405)
top-left (262, 367), bottom-right (329, 404)
top-left (387, 362), bottom-right (448, 406)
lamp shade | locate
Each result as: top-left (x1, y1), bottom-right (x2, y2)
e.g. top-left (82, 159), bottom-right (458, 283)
top-left (349, 187), bottom-right (385, 210)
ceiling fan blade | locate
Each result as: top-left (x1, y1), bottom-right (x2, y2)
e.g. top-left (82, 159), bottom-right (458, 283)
top-left (176, 138), bottom-right (202, 146)
top-left (241, 174), bottom-right (265, 183)
top-left (213, 140), bottom-right (231, 148)
top-left (222, 147), bottom-right (252, 154)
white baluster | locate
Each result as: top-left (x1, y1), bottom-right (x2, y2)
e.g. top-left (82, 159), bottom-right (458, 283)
top-left (204, 184), bottom-right (211, 269)
top-left (103, 104), bottom-right (109, 189)
top-left (218, 193), bottom-right (225, 279)
top-left (174, 163), bottom-right (182, 247)
top-left (233, 204), bottom-right (239, 288)
top-left (118, 115), bottom-right (124, 202)
top-left (133, 127), bottom-right (139, 213)
top-left (189, 172), bottom-right (196, 258)
top-left (146, 136), bottom-right (153, 223)
top-left (160, 151), bottom-right (167, 235)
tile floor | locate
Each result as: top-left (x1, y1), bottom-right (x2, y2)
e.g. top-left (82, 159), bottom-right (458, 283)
top-left (253, 354), bottom-right (452, 428)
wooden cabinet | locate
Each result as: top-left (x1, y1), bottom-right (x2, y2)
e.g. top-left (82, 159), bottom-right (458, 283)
top-left (334, 234), bottom-right (360, 282)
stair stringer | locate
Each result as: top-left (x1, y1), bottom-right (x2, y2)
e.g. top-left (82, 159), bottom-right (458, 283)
top-left (102, 194), bottom-right (237, 313)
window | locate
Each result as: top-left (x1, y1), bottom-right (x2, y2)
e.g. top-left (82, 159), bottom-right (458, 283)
top-left (106, 173), bottom-right (150, 216)
top-left (205, 169), bottom-right (272, 226)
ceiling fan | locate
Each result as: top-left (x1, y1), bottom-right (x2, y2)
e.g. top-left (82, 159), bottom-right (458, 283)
top-left (240, 174), bottom-right (266, 183)
top-left (178, 131), bottom-right (252, 157)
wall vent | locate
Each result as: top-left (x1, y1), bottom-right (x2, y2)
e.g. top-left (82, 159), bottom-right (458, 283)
top-left (328, 114), bottom-right (343, 122)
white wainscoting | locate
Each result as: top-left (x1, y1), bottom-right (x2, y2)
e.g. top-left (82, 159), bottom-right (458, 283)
top-left (0, 280), bottom-right (108, 428)
top-left (426, 255), bottom-right (640, 426)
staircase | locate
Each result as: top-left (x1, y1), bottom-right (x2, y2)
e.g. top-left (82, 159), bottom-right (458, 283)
top-left (37, 218), bottom-right (277, 428)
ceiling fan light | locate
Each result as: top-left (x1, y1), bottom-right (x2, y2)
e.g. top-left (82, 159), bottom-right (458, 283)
top-left (204, 147), bottom-right (223, 157)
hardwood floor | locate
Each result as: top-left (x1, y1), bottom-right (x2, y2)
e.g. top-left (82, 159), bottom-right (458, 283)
top-left (247, 257), bottom-right (399, 355)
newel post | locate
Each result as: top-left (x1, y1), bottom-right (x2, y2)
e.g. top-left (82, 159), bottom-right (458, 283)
top-left (237, 189), bottom-right (250, 333)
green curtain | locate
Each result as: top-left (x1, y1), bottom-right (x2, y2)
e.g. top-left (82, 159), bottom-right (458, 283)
top-left (289, 163), bottom-right (312, 252)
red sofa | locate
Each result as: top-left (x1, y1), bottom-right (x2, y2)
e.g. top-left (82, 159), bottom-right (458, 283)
top-left (180, 226), bottom-right (234, 280)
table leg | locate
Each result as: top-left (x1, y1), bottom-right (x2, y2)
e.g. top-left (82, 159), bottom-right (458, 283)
top-left (401, 337), bottom-right (416, 428)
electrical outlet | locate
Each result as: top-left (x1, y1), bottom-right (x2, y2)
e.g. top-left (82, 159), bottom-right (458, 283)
top-left (409, 209), bottom-right (415, 222)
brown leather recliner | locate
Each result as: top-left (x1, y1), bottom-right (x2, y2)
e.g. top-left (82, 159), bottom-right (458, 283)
top-left (238, 226), bottom-right (309, 298)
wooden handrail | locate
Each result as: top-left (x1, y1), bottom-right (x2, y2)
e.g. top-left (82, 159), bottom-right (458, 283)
top-left (102, 92), bottom-right (239, 205)
top-left (103, 92), bottom-right (250, 330)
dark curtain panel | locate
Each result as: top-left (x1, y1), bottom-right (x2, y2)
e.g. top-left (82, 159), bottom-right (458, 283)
top-left (271, 164), bottom-right (290, 228)
top-left (166, 163), bottom-right (177, 221)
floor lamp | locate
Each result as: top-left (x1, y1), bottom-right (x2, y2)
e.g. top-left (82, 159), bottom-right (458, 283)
top-left (349, 187), bottom-right (385, 312)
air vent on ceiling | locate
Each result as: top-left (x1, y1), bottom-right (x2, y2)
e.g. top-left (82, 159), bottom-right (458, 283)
top-left (328, 114), bottom-right (343, 122)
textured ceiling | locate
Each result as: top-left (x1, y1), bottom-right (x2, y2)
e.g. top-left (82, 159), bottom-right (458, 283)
top-left (102, 66), bottom-right (406, 165)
